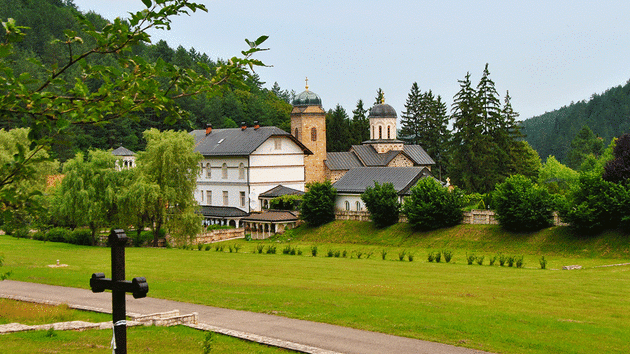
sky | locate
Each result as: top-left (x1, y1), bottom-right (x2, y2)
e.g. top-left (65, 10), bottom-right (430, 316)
top-left (73, 0), bottom-right (630, 121)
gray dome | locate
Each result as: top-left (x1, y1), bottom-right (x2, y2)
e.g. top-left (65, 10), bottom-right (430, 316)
top-left (369, 103), bottom-right (397, 118)
top-left (292, 90), bottom-right (322, 107)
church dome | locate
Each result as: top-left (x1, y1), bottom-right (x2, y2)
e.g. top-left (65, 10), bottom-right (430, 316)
top-left (369, 103), bottom-right (397, 118)
top-left (292, 89), bottom-right (322, 107)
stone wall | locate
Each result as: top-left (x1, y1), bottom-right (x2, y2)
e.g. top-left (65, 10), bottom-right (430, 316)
top-left (194, 228), bottom-right (245, 244)
top-left (336, 209), bottom-right (566, 226)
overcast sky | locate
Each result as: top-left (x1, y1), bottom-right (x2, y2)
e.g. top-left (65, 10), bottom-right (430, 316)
top-left (73, 0), bottom-right (630, 121)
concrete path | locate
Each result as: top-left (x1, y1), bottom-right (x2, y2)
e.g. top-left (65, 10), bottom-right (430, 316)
top-left (1, 280), bottom-right (492, 354)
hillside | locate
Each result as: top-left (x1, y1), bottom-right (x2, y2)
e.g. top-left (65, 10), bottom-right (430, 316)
top-left (521, 80), bottom-right (630, 162)
top-left (0, 0), bottom-right (292, 161)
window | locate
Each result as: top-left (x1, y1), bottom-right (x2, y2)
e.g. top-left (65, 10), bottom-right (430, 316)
top-left (240, 191), bottom-right (246, 207)
top-left (372, 126), bottom-right (375, 139)
top-left (379, 126), bottom-right (383, 139)
top-left (206, 191), bottom-right (212, 205)
top-left (356, 201), bottom-right (361, 211)
top-left (200, 190), bottom-right (204, 202)
top-left (274, 138), bottom-right (282, 150)
top-left (387, 125), bottom-right (391, 139)
top-left (223, 191), bottom-right (228, 206)
top-left (206, 163), bottom-right (211, 178)
top-left (238, 163), bottom-right (245, 179)
top-left (294, 128), bottom-right (299, 139)
top-left (345, 201), bottom-right (350, 211)
top-left (222, 163), bottom-right (228, 179)
top-left (311, 127), bottom-right (317, 141)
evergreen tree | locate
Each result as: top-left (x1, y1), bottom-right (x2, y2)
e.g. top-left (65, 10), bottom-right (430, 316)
top-left (399, 82), bottom-right (424, 145)
top-left (350, 99), bottom-right (369, 145)
top-left (326, 104), bottom-right (351, 152)
top-left (424, 91), bottom-right (451, 180)
top-left (565, 125), bottom-right (604, 170)
top-left (449, 72), bottom-right (492, 193)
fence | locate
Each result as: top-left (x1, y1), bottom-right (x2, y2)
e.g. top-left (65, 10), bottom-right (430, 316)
top-left (335, 209), bottom-right (566, 226)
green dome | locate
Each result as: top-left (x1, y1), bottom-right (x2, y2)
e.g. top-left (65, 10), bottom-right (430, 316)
top-left (292, 90), bottom-right (322, 107)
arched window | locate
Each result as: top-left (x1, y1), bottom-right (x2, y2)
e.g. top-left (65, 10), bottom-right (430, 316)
top-left (345, 201), bottom-right (350, 211)
top-left (387, 125), bottom-right (391, 139)
top-left (379, 126), bottom-right (383, 139)
top-left (311, 127), bottom-right (317, 141)
top-left (222, 163), bottom-right (228, 179)
top-left (206, 162), bottom-right (211, 178)
top-left (356, 201), bottom-right (361, 211)
top-left (238, 162), bottom-right (245, 179)
top-left (372, 126), bottom-right (375, 139)
top-left (294, 128), bottom-right (299, 139)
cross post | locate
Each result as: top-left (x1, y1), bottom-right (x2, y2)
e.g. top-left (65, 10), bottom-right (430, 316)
top-left (90, 229), bottom-right (148, 354)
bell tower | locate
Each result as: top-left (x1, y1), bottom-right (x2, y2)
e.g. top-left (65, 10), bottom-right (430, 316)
top-left (291, 78), bottom-right (327, 183)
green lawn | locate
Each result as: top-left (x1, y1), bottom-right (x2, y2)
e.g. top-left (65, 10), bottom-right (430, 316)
top-left (0, 299), bottom-right (294, 353)
top-left (1, 222), bottom-right (629, 354)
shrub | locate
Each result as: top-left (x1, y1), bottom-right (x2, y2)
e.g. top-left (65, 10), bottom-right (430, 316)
top-left (408, 253), bottom-right (414, 262)
top-left (46, 228), bottom-right (70, 243)
top-left (499, 254), bottom-right (507, 266)
top-left (355, 251), bottom-right (363, 259)
top-left (269, 194), bottom-right (302, 211)
top-left (398, 250), bottom-right (406, 261)
top-left (492, 175), bottom-right (557, 232)
top-left (130, 231), bottom-right (154, 247)
top-left (488, 255), bottom-right (497, 266)
top-left (559, 172), bottom-right (628, 235)
top-left (403, 178), bottom-right (464, 230)
top-left (342, 249), bottom-right (347, 258)
top-left (334, 250), bottom-right (341, 258)
top-left (283, 245), bottom-right (292, 255)
top-left (234, 244), bottom-right (241, 253)
top-left (442, 250), bottom-right (453, 263)
top-left (380, 249), bottom-right (387, 260)
top-left (361, 181), bottom-right (401, 228)
top-left (310, 245), bottom-right (318, 257)
top-left (516, 256), bottom-right (524, 268)
top-left (476, 255), bottom-right (484, 265)
top-left (256, 244), bottom-right (265, 254)
top-left (301, 181), bottom-right (337, 227)
top-left (434, 251), bottom-right (442, 263)
top-left (427, 252), bottom-right (435, 262)
top-left (205, 244), bottom-right (211, 251)
top-left (539, 256), bottom-right (547, 269)
top-left (12, 227), bottom-right (30, 239)
top-left (32, 231), bottom-right (46, 241)
top-left (266, 245), bottom-right (277, 254)
top-left (466, 253), bottom-right (475, 265)
top-left (507, 256), bottom-right (515, 267)
top-left (70, 229), bottom-right (93, 246)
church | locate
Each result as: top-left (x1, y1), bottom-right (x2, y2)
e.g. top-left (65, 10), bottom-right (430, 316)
top-left (189, 81), bottom-right (436, 233)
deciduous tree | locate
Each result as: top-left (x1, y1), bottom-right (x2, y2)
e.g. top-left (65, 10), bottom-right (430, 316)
top-left (300, 181), bottom-right (337, 227)
top-left (361, 182), bottom-right (400, 228)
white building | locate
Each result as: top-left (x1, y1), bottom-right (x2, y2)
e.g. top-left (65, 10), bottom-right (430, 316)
top-left (190, 122), bottom-right (311, 225)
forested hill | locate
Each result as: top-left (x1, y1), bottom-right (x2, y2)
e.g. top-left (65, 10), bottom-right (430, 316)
top-left (521, 80), bottom-right (630, 163)
top-left (0, 0), bottom-right (293, 161)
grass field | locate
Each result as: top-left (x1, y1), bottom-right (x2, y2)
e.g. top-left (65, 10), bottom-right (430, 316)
top-left (1, 222), bottom-right (629, 354)
top-left (0, 299), bottom-right (294, 353)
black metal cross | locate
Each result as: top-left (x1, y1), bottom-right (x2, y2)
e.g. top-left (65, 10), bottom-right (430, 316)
top-left (90, 229), bottom-right (149, 354)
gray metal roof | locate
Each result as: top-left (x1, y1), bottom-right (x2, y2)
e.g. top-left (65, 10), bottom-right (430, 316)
top-left (403, 145), bottom-right (435, 165)
top-left (259, 185), bottom-right (304, 198)
top-left (199, 206), bottom-right (250, 218)
top-left (325, 151), bottom-right (363, 170)
top-left (111, 146), bottom-right (135, 156)
top-left (191, 126), bottom-right (312, 156)
top-left (242, 210), bottom-right (299, 222)
top-left (332, 167), bottom-right (432, 195)
top-left (351, 145), bottom-right (385, 166)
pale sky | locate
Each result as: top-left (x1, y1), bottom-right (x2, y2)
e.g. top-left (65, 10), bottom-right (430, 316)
top-left (73, 0), bottom-right (630, 121)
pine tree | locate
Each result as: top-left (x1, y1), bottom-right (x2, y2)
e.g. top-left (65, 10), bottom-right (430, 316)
top-left (326, 104), bottom-right (351, 152)
top-left (399, 82), bottom-right (423, 145)
top-left (450, 72), bottom-right (490, 193)
top-left (426, 93), bottom-right (450, 180)
top-left (350, 99), bottom-right (370, 145)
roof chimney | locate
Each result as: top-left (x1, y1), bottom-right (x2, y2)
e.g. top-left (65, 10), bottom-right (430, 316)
top-left (205, 124), bottom-right (212, 135)
top-left (241, 122), bottom-right (247, 130)
top-left (254, 121), bottom-right (260, 130)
